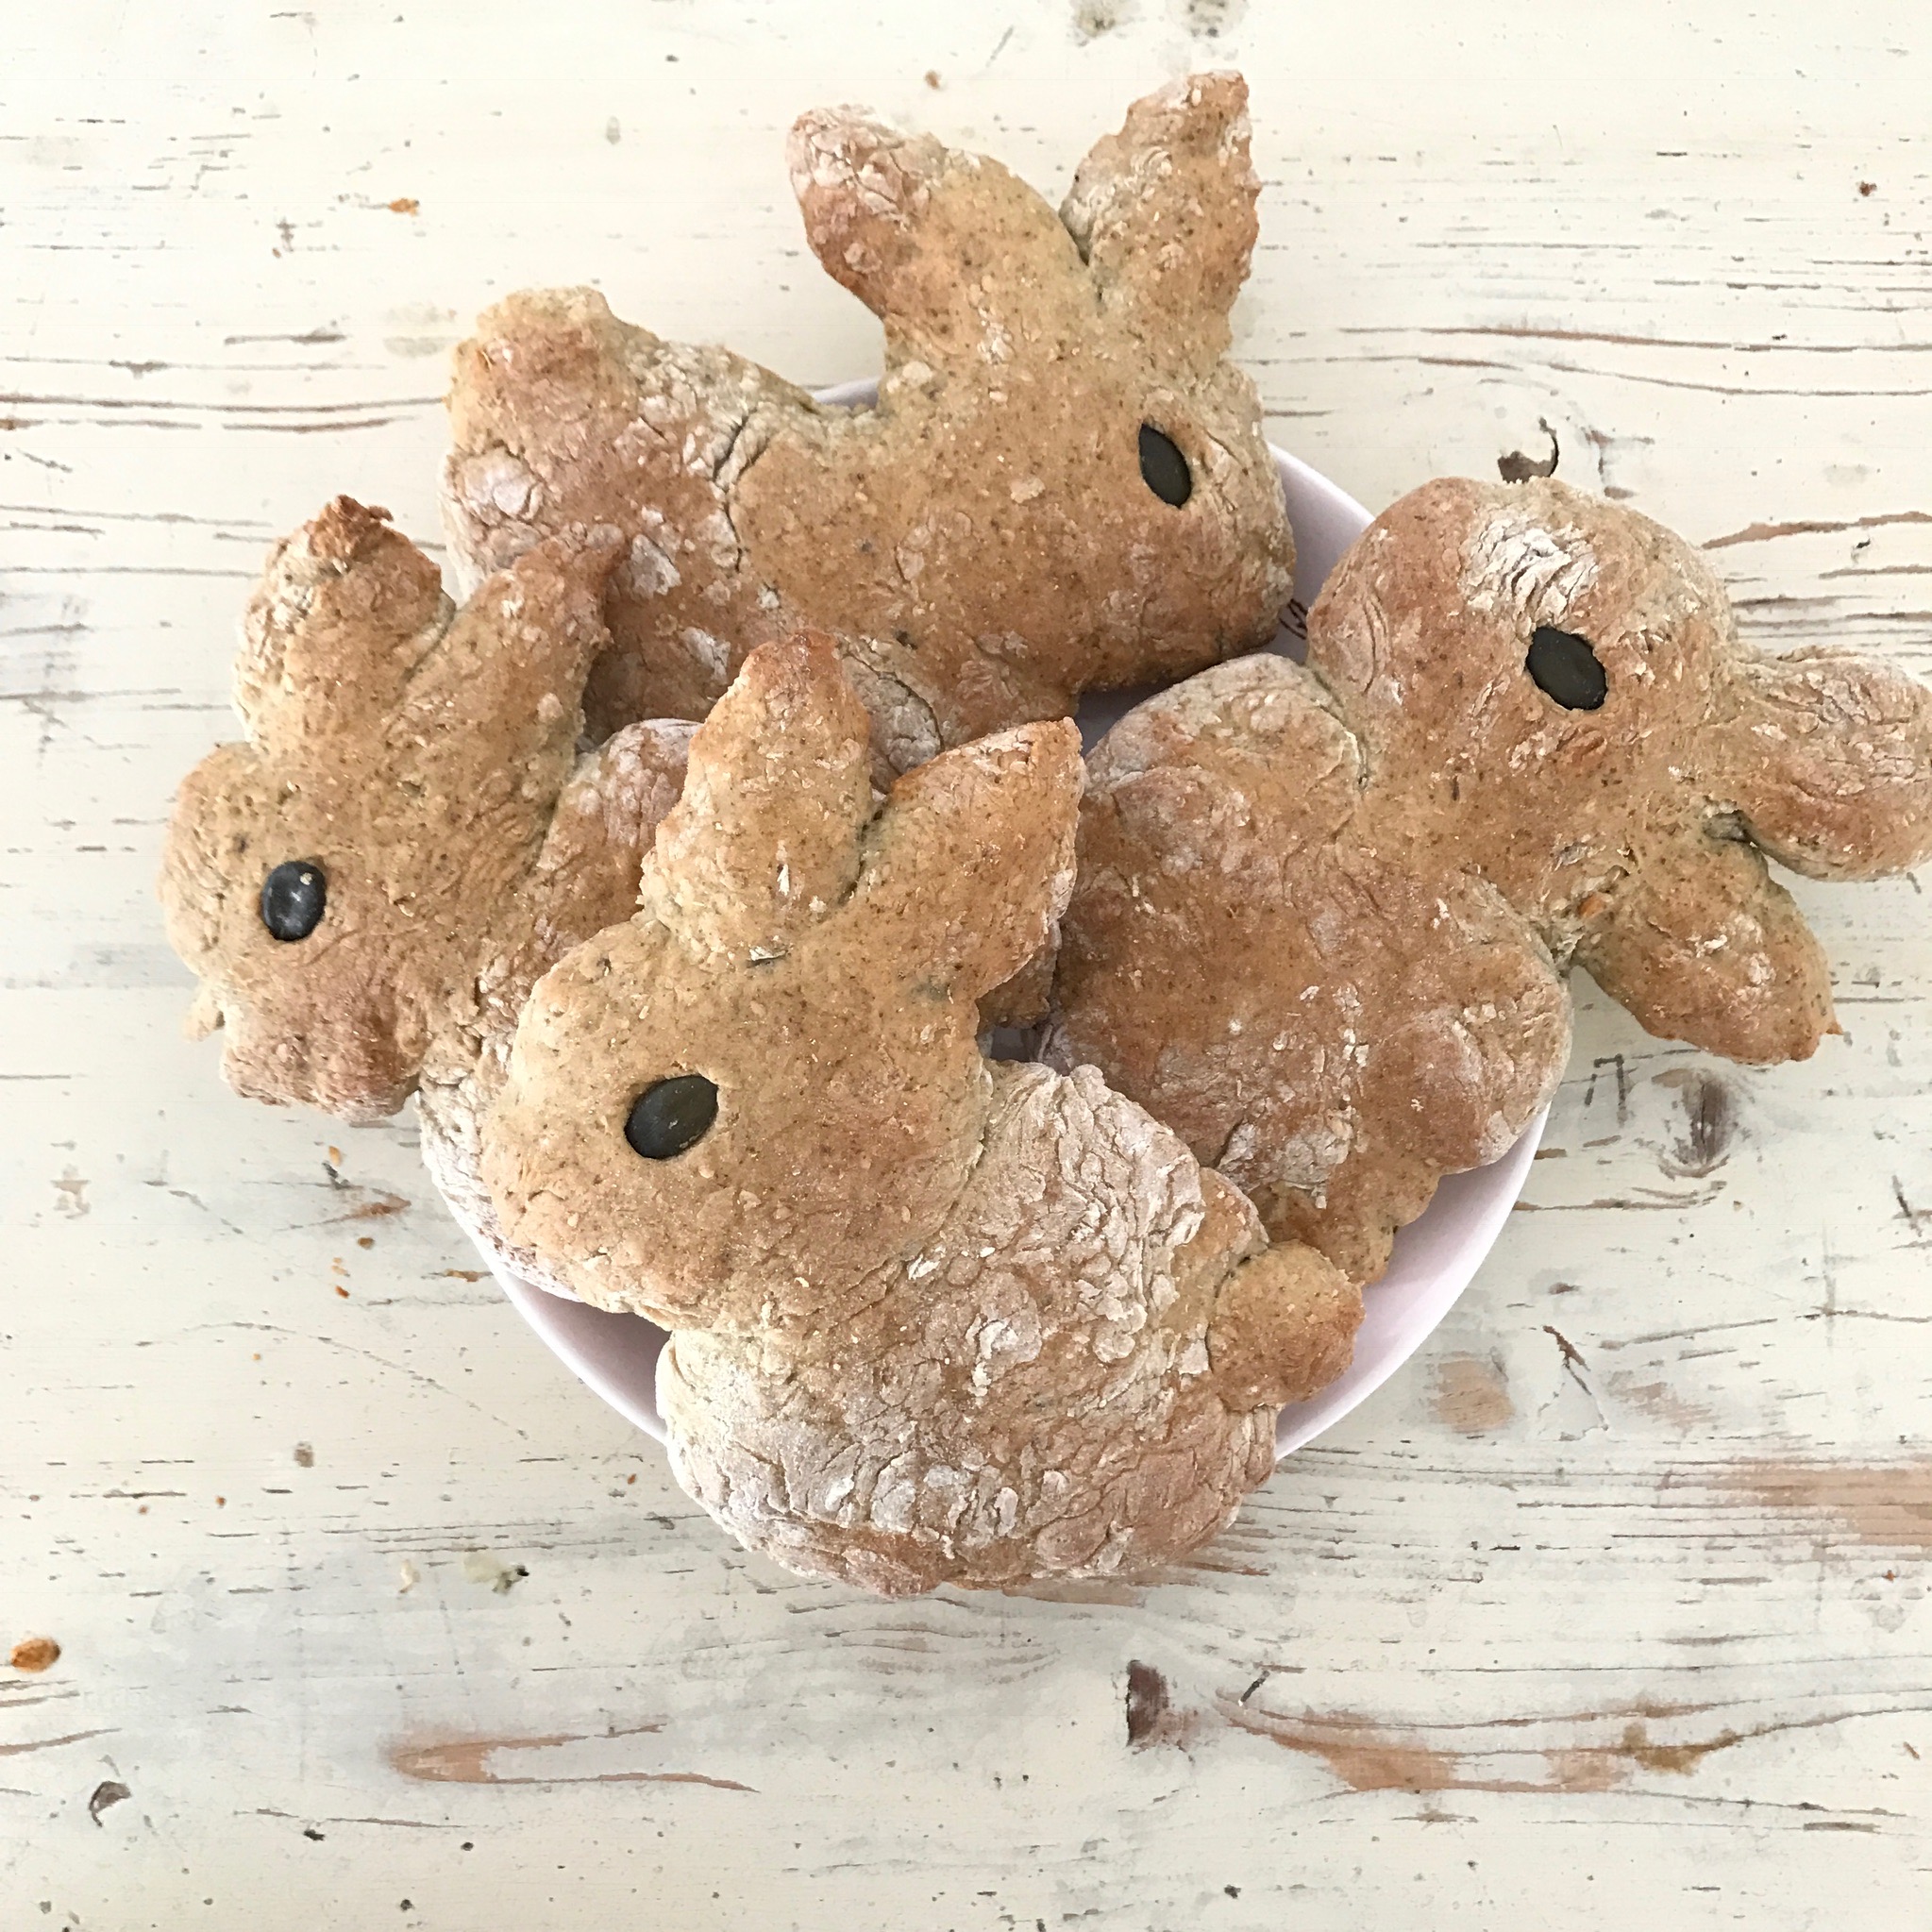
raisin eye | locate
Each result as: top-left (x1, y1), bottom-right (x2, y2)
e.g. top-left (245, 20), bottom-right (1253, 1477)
top-left (1138, 425), bottom-right (1192, 508)
top-left (260, 860), bottom-right (327, 941)
top-left (625, 1075), bottom-right (718, 1160)
top-left (1526, 626), bottom-right (1607, 711)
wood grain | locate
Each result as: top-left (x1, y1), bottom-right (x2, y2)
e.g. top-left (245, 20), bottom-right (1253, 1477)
top-left (4, 5), bottom-right (1930, 1927)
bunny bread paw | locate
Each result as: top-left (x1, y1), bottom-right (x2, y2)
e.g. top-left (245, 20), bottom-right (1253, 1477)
top-left (1048, 651), bottom-right (1571, 1284)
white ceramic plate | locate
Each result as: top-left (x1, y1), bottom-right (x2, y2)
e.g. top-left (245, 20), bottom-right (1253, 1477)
top-left (477, 384), bottom-right (1545, 1454)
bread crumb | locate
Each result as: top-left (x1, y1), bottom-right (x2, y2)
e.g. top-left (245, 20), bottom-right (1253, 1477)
top-left (10, 1637), bottom-right (59, 1673)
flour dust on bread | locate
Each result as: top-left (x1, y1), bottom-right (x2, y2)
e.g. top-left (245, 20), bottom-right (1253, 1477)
top-left (157, 496), bottom-right (694, 1279)
top-left (481, 635), bottom-right (1360, 1596)
top-left (1051, 477), bottom-right (1932, 1283)
top-left (442, 73), bottom-right (1291, 770)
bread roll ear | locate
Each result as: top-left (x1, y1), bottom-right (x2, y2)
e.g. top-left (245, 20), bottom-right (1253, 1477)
top-left (234, 496), bottom-right (449, 757)
top-left (1059, 71), bottom-right (1260, 366)
top-left (787, 108), bottom-right (1084, 375)
top-left (384, 530), bottom-right (620, 795)
top-left (645, 632), bottom-right (875, 961)
top-left (853, 720), bottom-right (1083, 1001)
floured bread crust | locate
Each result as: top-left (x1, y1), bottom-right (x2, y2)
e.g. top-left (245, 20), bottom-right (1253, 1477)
top-left (481, 634), bottom-right (1360, 1594)
top-left (157, 496), bottom-right (694, 1279)
top-left (442, 74), bottom-right (1292, 768)
top-left (1051, 478), bottom-right (1932, 1282)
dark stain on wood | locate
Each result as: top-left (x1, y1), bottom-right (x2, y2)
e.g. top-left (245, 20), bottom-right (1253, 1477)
top-left (87, 1779), bottom-right (131, 1824)
top-left (1658, 1069), bottom-right (1739, 1177)
top-left (1586, 1052), bottom-right (1631, 1125)
top-left (1542, 1325), bottom-right (1592, 1389)
top-left (1125, 1660), bottom-right (1169, 1748)
top-left (1498, 417), bottom-right (1560, 482)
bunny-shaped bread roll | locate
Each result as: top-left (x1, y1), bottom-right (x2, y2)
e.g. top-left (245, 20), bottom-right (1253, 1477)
top-left (1312, 477), bottom-right (1932, 1064)
top-left (1050, 478), bottom-right (1932, 1283)
top-left (443, 74), bottom-right (1291, 770)
top-left (481, 634), bottom-right (1360, 1596)
top-left (157, 496), bottom-right (692, 1277)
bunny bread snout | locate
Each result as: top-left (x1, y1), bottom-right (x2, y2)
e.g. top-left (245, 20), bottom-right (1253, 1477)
top-left (480, 634), bottom-right (1361, 1596)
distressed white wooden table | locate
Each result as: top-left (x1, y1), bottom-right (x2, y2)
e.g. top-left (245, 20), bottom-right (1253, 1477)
top-left (6, 6), bottom-right (1930, 1926)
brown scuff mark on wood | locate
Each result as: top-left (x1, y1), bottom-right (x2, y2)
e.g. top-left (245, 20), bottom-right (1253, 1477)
top-left (388, 1726), bottom-right (751, 1791)
top-left (1707, 1460), bottom-right (1932, 1551)
top-left (0, 1727), bottom-right (114, 1758)
top-left (1218, 1700), bottom-right (1798, 1794)
top-left (1704, 509), bottom-right (1932, 551)
top-left (1004, 1573), bottom-right (1146, 1607)
top-left (320, 1151), bottom-right (409, 1220)
top-left (1235, 1712), bottom-right (1463, 1793)
top-left (1604, 1370), bottom-right (1713, 1434)
top-left (1515, 1182), bottom-right (1727, 1213)
top-left (1430, 1352), bottom-right (1515, 1436)
top-left (338, 1189), bottom-right (410, 1218)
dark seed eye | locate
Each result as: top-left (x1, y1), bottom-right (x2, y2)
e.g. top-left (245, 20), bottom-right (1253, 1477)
top-left (1526, 626), bottom-right (1608, 711)
top-left (260, 860), bottom-right (327, 941)
top-left (1138, 425), bottom-right (1192, 508)
top-left (625, 1074), bottom-right (718, 1161)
